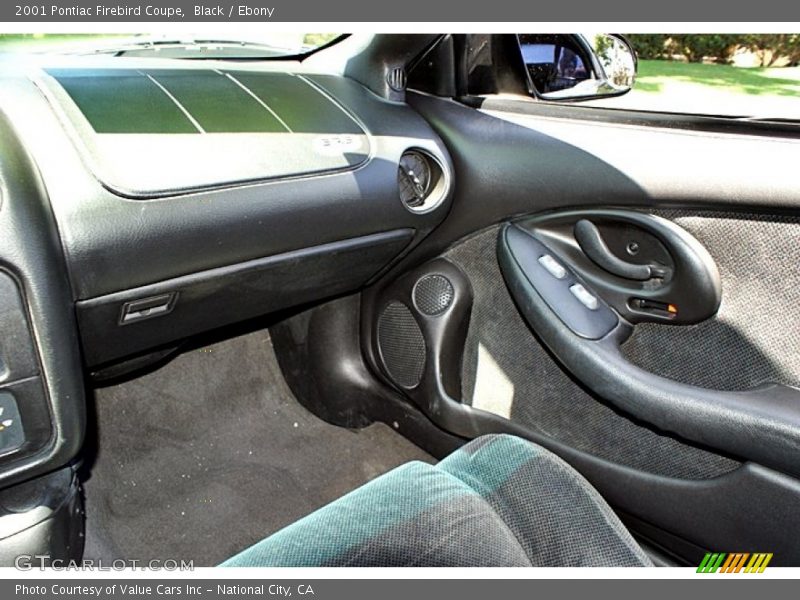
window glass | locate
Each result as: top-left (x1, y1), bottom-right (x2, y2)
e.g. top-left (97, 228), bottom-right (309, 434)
top-left (587, 34), bottom-right (800, 121)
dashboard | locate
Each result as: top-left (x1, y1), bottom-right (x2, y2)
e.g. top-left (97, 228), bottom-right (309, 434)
top-left (0, 57), bottom-right (455, 487)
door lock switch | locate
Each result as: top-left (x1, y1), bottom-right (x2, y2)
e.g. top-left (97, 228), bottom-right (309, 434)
top-left (538, 254), bottom-right (568, 280)
top-left (569, 284), bottom-right (599, 310)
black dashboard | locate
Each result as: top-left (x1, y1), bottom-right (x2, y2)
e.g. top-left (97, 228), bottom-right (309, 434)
top-left (0, 57), bottom-right (455, 487)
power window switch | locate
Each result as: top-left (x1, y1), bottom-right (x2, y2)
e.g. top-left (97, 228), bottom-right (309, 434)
top-left (569, 284), bottom-right (599, 311)
top-left (0, 392), bottom-right (25, 455)
top-left (538, 254), bottom-right (568, 280)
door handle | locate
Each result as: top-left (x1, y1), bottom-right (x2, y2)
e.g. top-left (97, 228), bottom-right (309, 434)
top-left (574, 219), bottom-right (669, 280)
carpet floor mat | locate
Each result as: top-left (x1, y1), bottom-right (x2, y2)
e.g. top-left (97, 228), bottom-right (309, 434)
top-left (81, 328), bottom-right (432, 566)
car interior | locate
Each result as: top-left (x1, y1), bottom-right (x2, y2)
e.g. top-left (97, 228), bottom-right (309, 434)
top-left (0, 33), bottom-right (799, 567)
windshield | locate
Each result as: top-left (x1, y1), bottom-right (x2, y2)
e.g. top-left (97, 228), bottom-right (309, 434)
top-left (0, 33), bottom-right (343, 59)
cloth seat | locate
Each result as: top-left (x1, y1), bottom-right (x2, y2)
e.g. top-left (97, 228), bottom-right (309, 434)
top-left (220, 434), bottom-right (651, 567)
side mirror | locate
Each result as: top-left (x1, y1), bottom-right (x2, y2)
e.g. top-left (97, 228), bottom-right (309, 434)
top-left (517, 33), bottom-right (637, 101)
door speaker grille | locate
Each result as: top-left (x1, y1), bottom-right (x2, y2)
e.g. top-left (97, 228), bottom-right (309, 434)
top-left (377, 302), bottom-right (426, 388)
top-left (413, 274), bottom-right (454, 316)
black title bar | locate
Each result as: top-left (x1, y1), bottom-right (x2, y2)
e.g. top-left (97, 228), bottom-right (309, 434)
top-left (4, 0), bottom-right (800, 22)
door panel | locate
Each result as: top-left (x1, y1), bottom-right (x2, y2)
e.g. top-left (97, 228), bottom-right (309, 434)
top-left (359, 92), bottom-right (800, 564)
top-left (363, 212), bottom-right (800, 563)
top-left (497, 213), bottom-right (800, 477)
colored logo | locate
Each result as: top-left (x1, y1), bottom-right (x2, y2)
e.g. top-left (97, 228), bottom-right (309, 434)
top-left (697, 553), bottom-right (773, 573)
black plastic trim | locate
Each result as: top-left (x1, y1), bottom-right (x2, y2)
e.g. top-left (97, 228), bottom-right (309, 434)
top-left (520, 209), bottom-right (722, 326)
top-left (0, 110), bottom-right (85, 489)
top-left (477, 96), bottom-right (800, 140)
top-left (503, 225), bottom-right (618, 339)
top-left (368, 259), bottom-right (473, 404)
top-left (77, 229), bottom-right (414, 367)
top-left (0, 467), bottom-right (83, 566)
top-left (388, 92), bottom-right (800, 289)
top-left (270, 294), bottom-right (465, 460)
top-left (574, 219), bottom-right (661, 281)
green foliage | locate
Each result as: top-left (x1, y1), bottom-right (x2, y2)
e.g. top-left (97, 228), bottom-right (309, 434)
top-left (626, 34), bottom-right (800, 66)
top-left (625, 35), bottom-right (669, 60)
top-left (670, 35), bottom-right (739, 63)
top-left (743, 34), bottom-right (800, 67)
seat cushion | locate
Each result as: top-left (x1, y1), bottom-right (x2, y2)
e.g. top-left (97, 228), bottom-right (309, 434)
top-left (220, 434), bottom-right (651, 567)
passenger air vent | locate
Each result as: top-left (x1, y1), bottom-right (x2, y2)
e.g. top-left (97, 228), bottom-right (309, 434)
top-left (387, 67), bottom-right (407, 92)
top-left (397, 149), bottom-right (446, 214)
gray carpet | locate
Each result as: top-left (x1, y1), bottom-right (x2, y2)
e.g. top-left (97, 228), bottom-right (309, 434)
top-left (81, 328), bottom-right (433, 566)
